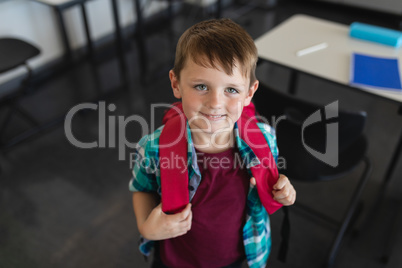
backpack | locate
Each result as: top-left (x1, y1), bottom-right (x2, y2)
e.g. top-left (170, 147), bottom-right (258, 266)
top-left (159, 101), bottom-right (289, 261)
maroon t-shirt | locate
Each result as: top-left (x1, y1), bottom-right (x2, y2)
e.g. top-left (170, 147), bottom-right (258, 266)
top-left (160, 147), bottom-right (250, 268)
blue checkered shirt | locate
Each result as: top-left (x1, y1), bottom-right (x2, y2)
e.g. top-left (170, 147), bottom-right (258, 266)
top-left (129, 122), bottom-right (279, 268)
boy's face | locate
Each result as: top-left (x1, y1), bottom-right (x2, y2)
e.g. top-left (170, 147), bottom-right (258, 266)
top-left (170, 58), bottom-right (258, 138)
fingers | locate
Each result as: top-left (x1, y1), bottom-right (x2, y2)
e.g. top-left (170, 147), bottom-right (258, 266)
top-left (142, 202), bottom-right (193, 240)
top-left (251, 174), bottom-right (295, 205)
top-left (171, 203), bottom-right (192, 222)
top-left (273, 174), bottom-right (296, 206)
top-left (171, 203), bottom-right (193, 237)
top-left (274, 188), bottom-right (296, 206)
top-left (273, 174), bottom-right (288, 190)
top-left (179, 203), bottom-right (192, 231)
top-left (176, 208), bottom-right (192, 237)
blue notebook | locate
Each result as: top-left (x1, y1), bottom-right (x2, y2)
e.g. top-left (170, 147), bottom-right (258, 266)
top-left (350, 53), bottom-right (402, 91)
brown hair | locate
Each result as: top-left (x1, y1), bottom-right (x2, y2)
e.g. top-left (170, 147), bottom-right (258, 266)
top-left (172, 18), bottom-right (258, 86)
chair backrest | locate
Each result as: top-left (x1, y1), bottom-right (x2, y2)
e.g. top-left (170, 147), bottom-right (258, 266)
top-left (0, 38), bottom-right (40, 74)
top-left (253, 83), bottom-right (367, 182)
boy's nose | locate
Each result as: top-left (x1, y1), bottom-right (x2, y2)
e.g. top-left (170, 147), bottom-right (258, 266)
top-left (208, 91), bottom-right (223, 109)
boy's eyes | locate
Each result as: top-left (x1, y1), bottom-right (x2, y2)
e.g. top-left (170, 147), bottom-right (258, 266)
top-left (194, 85), bottom-right (239, 94)
top-left (195, 84), bottom-right (207, 91)
top-left (226, 88), bottom-right (239, 94)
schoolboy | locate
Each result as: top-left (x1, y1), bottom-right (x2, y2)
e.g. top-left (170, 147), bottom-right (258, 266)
top-left (130, 18), bottom-right (296, 268)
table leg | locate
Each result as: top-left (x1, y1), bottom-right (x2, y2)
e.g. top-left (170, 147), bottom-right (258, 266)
top-left (378, 105), bottom-right (402, 263)
top-left (80, 2), bottom-right (94, 59)
top-left (167, 0), bottom-right (173, 20)
top-left (111, 0), bottom-right (123, 54)
top-left (379, 199), bottom-right (402, 264)
top-left (134, 0), bottom-right (148, 80)
top-left (110, 0), bottom-right (128, 86)
top-left (288, 69), bottom-right (298, 95)
top-left (54, 7), bottom-right (72, 60)
top-left (383, 106), bottom-right (402, 185)
top-left (216, 0), bottom-right (222, 18)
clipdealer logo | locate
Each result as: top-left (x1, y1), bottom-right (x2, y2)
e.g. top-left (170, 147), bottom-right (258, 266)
top-left (302, 101), bottom-right (339, 167)
top-left (63, 101), bottom-right (339, 167)
top-left (64, 102), bottom-right (148, 160)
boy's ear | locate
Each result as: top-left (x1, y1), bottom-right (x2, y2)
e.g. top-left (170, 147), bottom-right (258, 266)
top-left (169, 70), bottom-right (182, 99)
top-left (244, 80), bottom-right (259, 106)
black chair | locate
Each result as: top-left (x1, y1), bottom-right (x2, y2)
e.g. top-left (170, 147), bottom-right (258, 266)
top-left (253, 83), bottom-right (372, 268)
top-left (0, 37), bottom-right (40, 149)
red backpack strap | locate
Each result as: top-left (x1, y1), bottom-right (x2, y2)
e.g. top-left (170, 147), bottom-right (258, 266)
top-left (160, 102), bottom-right (282, 214)
top-left (159, 103), bottom-right (189, 214)
top-left (238, 103), bottom-right (283, 214)
top-left (162, 102), bottom-right (183, 125)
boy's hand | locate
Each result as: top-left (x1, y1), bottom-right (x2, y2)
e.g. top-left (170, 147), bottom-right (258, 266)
top-left (250, 174), bottom-right (296, 206)
top-left (140, 203), bottom-right (192, 240)
top-left (272, 174), bottom-right (296, 206)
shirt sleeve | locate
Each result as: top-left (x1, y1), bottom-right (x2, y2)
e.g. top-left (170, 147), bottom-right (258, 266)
top-left (257, 123), bottom-right (279, 164)
top-left (129, 134), bottom-right (159, 193)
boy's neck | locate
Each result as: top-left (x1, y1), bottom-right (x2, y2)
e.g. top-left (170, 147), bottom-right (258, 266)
top-left (191, 130), bottom-right (235, 154)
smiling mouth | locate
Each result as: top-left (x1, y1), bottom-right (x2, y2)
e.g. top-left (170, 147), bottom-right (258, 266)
top-left (200, 112), bottom-right (226, 121)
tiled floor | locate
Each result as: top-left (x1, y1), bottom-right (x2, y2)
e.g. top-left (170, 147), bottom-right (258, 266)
top-left (1, 0), bottom-right (402, 267)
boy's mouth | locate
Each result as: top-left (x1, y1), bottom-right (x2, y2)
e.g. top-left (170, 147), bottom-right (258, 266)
top-left (200, 112), bottom-right (226, 121)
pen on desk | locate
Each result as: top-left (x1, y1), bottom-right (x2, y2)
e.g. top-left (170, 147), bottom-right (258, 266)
top-left (296, 42), bottom-right (328, 57)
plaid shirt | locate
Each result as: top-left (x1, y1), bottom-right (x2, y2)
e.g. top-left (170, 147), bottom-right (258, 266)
top-left (129, 122), bottom-right (279, 268)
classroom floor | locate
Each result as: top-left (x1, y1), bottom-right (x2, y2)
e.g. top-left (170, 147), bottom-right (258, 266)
top-left (1, 0), bottom-right (402, 267)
